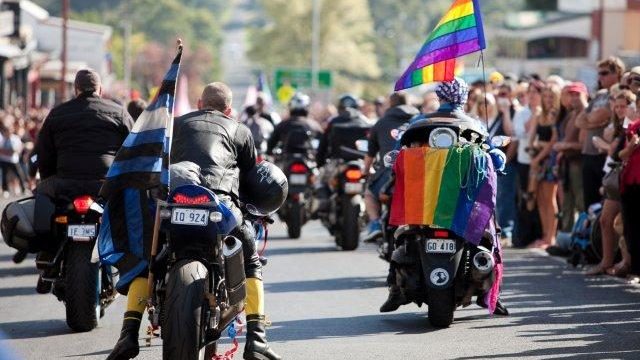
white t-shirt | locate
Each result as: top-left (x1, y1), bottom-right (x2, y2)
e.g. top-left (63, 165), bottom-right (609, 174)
top-left (513, 106), bottom-right (533, 164)
top-left (0, 134), bottom-right (24, 164)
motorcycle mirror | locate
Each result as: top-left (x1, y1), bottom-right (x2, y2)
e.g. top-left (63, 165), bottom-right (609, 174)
top-left (383, 150), bottom-right (399, 168)
top-left (490, 135), bottom-right (511, 148)
top-left (355, 139), bottom-right (369, 153)
top-left (310, 139), bottom-right (320, 150)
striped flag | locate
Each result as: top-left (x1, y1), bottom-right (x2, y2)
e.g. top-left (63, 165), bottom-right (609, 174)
top-left (100, 45), bottom-right (183, 200)
top-left (97, 45), bottom-right (182, 292)
top-left (395, 0), bottom-right (486, 90)
top-left (256, 71), bottom-right (273, 106)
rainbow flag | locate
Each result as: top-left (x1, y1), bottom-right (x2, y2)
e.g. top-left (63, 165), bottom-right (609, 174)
top-left (395, 0), bottom-right (486, 90)
top-left (389, 145), bottom-right (496, 245)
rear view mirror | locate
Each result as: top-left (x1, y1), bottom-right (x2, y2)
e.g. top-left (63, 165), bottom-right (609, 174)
top-left (355, 139), bottom-right (369, 153)
top-left (383, 150), bottom-right (399, 168)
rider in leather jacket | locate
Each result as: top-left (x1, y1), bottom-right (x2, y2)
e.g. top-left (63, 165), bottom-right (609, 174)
top-left (266, 92), bottom-right (322, 156)
top-left (35, 69), bottom-right (134, 198)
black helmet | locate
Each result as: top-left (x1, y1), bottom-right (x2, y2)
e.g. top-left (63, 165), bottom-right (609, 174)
top-left (338, 94), bottom-right (359, 109)
top-left (241, 161), bottom-right (288, 216)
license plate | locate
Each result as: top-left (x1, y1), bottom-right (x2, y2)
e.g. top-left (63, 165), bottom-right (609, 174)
top-left (67, 224), bottom-right (96, 239)
top-left (289, 174), bottom-right (307, 185)
top-left (171, 208), bottom-right (209, 226)
top-left (425, 239), bottom-right (456, 254)
top-left (344, 182), bottom-right (363, 194)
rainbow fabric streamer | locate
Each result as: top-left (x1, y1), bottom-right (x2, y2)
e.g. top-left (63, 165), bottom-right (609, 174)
top-left (389, 145), bottom-right (496, 245)
top-left (395, 0), bottom-right (486, 90)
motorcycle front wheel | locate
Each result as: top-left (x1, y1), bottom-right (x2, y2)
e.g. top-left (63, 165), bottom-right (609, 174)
top-left (162, 260), bottom-right (209, 360)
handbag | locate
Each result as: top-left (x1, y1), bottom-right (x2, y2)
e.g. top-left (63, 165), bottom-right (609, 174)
top-left (602, 163), bottom-right (622, 200)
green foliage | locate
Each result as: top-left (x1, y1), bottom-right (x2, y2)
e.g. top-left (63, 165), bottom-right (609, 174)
top-left (248, 0), bottom-right (381, 95)
top-left (32, 0), bottom-right (225, 98)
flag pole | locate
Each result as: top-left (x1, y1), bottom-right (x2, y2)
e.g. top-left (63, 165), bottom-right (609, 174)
top-left (480, 50), bottom-right (489, 128)
top-left (147, 38), bottom-right (184, 312)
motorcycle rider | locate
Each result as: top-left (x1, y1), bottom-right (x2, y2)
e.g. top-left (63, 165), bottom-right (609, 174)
top-left (313, 95), bottom-right (371, 215)
top-left (266, 92), bottom-right (323, 157)
top-left (362, 92), bottom-right (419, 242)
top-left (34, 69), bottom-right (133, 291)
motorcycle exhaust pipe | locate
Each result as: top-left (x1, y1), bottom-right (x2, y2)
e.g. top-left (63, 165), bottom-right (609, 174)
top-left (471, 247), bottom-right (495, 282)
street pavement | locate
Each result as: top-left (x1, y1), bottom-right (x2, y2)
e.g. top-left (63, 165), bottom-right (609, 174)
top-left (1, 204), bottom-right (640, 359)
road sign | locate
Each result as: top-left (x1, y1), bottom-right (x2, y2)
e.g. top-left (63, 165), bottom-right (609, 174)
top-left (274, 68), bottom-right (332, 91)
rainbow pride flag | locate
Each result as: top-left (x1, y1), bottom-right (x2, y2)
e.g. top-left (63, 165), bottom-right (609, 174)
top-left (389, 145), bottom-right (496, 245)
top-left (395, 0), bottom-right (486, 90)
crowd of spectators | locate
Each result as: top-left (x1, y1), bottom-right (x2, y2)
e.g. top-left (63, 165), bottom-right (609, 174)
top-left (468, 56), bottom-right (640, 283)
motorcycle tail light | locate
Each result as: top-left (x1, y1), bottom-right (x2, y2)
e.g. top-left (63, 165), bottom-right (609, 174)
top-left (73, 195), bottom-right (94, 215)
top-left (345, 169), bottom-right (362, 182)
top-left (290, 163), bottom-right (308, 174)
top-left (172, 193), bottom-right (210, 205)
top-left (433, 229), bottom-right (450, 238)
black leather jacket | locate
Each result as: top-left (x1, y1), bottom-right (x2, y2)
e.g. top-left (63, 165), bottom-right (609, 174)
top-left (171, 110), bottom-right (256, 200)
top-left (316, 108), bottom-right (371, 166)
top-left (266, 115), bottom-right (323, 155)
top-left (36, 92), bottom-right (133, 181)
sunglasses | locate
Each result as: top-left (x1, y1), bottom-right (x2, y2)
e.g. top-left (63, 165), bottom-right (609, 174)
top-left (630, 77), bottom-right (640, 84)
top-left (598, 70), bottom-right (611, 77)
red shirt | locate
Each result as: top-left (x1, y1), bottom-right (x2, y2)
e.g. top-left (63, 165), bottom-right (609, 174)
top-left (622, 119), bottom-right (640, 192)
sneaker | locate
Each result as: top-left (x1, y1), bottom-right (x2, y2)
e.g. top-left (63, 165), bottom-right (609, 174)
top-left (363, 220), bottom-right (382, 243)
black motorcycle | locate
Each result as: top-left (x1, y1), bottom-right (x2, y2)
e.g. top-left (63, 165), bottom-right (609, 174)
top-left (318, 141), bottom-right (368, 251)
top-left (2, 194), bottom-right (117, 332)
top-left (148, 184), bottom-right (270, 360)
top-left (384, 110), bottom-right (507, 328)
top-left (278, 154), bottom-right (316, 239)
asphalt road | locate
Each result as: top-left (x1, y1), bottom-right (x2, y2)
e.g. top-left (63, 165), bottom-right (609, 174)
top-left (1, 208), bottom-right (640, 359)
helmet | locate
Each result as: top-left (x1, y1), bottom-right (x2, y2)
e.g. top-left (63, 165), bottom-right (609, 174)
top-left (241, 161), bottom-right (288, 216)
top-left (288, 92), bottom-right (310, 111)
top-left (338, 94), bottom-right (359, 109)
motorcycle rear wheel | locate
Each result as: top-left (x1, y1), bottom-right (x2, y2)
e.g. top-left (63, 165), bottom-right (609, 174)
top-left (162, 260), bottom-right (209, 360)
top-left (286, 201), bottom-right (303, 239)
top-left (339, 194), bottom-right (360, 251)
top-left (427, 287), bottom-right (455, 328)
top-left (64, 242), bottom-right (100, 332)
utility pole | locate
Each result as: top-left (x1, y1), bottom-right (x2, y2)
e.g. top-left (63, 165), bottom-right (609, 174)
top-left (311, 0), bottom-right (321, 91)
top-left (60, 0), bottom-right (69, 102)
top-left (123, 20), bottom-right (132, 101)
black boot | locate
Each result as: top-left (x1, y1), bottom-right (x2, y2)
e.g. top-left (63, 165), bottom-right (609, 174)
top-left (107, 316), bottom-right (141, 360)
top-left (244, 315), bottom-right (281, 360)
top-left (379, 286), bottom-right (408, 313)
top-left (476, 296), bottom-right (509, 316)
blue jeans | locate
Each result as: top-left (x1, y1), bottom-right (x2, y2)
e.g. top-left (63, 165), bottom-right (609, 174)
top-left (496, 162), bottom-right (517, 238)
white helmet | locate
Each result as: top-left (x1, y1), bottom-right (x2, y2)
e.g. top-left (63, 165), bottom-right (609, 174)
top-left (288, 92), bottom-right (311, 111)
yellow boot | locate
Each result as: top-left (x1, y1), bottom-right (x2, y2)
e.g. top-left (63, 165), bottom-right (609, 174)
top-left (107, 277), bottom-right (148, 360)
top-left (244, 278), bottom-right (281, 360)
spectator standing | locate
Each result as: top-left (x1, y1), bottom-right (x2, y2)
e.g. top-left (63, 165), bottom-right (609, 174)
top-left (493, 83), bottom-right (517, 240)
top-left (526, 85), bottom-right (561, 249)
top-left (576, 56), bottom-right (625, 209)
top-left (0, 124), bottom-right (27, 196)
top-left (619, 109), bottom-right (640, 282)
top-left (512, 80), bottom-right (544, 247)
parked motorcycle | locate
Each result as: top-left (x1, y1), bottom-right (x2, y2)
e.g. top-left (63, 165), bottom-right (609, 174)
top-left (384, 110), bottom-right (508, 328)
top-left (148, 184), bottom-right (272, 360)
top-left (1, 194), bottom-right (117, 332)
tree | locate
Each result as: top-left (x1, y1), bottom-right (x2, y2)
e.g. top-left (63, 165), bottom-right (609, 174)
top-left (248, 0), bottom-right (381, 95)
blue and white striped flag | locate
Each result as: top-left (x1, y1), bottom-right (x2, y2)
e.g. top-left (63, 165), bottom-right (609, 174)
top-left (100, 45), bottom-right (183, 200)
top-left (97, 45), bottom-right (182, 292)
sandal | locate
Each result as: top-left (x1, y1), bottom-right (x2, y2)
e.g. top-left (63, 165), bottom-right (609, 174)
top-left (527, 239), bottom-right (550, 249)
top-left (606, 262), bottom-right (630, 277)
top-left (585, 264), bottom-right (613, 276)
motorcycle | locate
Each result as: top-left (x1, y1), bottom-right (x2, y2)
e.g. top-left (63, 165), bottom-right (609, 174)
top-left (278, 153), bottom-right (316, 239)
top-left (148, 184), bottom-right (271, 360)
top-left (383, 110), bottom-right (508, 328)
top-left (1, 194), bottom-right (117, 332)
top-left (317, 139), bottom-right (368, 251)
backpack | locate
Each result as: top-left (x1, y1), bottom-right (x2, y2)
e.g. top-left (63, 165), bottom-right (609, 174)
top-left (567, 205), bottom-right (602, 267)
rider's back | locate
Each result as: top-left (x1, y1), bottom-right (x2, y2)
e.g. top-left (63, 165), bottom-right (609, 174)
top-left (171, 109), bottom-right (256, 200)
top-left (37, 93), bottom-right (132, 182)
